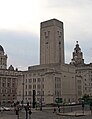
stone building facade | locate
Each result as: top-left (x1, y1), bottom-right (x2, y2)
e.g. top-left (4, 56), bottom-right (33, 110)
top-left (1, 18), bottom-right (92, 106)
top-left (0, 45), bottom-right (7, 69)
top-left (0, 46), bottom-right (21, 106)
top-left (17, 63), bottom-right (75, 104)
top-left (70, 41), bottom-right (92, 101)
top-left (17, 19), bottom-right (76, 105)
top-left (40, 19), bottom-right (64, 64)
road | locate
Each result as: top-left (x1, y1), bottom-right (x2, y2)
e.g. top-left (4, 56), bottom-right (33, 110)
top-left (0, 110), bottom-right (92, 119)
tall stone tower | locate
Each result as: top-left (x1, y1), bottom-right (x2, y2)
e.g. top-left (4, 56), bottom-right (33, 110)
top-left (40, 19), bottom-right (64, 64)
top-left (70, 41), bottom-right (84, 66)
top-left (0, 45), bottom-right (7, 69)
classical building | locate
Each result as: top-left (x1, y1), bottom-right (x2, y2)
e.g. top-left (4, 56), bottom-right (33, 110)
top-left (0, 45), bottom-right (21, 106)
top-left (70, 41), bottom-right (92, 101)
top-left (0, 45), bottom-right (7, 69)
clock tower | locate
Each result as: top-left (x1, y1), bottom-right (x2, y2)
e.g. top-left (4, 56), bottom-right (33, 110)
top-left (70, 41), bottom-right (84, 66)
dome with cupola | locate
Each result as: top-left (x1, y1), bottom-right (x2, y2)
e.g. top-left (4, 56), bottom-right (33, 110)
top-left (0, 45), bottom-right (4, 52)
top-left (8, 65), bottom-right (14, 71)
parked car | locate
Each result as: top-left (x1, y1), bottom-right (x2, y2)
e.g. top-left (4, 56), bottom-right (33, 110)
top-left (3, 107), bottom-right (11, 111)
top-left (0, 107), bottom-right (4, 111)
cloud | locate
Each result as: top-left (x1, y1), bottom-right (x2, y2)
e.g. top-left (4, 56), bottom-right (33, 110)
top-left (0, 30), bottom-right (40, 70)
top-left (0, 0), bottom-right (92, 69)
top-left (44, 0), bottom-right (92, 8)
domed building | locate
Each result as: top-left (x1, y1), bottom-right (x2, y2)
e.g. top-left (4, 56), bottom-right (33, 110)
top-left (0, 45), bottom-right (21, 106)
top-left (0, 45), bottom-right (7, 69)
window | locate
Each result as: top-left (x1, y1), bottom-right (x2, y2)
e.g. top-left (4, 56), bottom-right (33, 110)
top-left (29, 85), bottom-right (32, 89)
top-left (12, 83), bottom-right (15, 87)
top-left (7, 89), bottom-right (11, 93)
top-left (42, 91), bottom-right (44, 96)
top-left (26, 85), bottom-right (27, 89)
top-left (37, 84), bottom-right (40, 89)
top-left (42, 78), bottom-right (44, 82)
top-left (29, 79), bottom-right (32, 83)
top-left (78, 85), bottom-right (81, 89)
top-left (33, 78), bottom-right (36, 83)
top-left (25, 91), bottom-right (27, 96)
top-left (33, 85), bottom-right (36, 89)
top-left (37, 98), bottom-right (40, 101)
top-left (7, 83), bottom-right (10, 87)
top-left (2, 83), bottom-right (5, 87)
top-left (42, 98), bottom-right (44, 101)
top-left (12, 90), bottom-right (16, 93)
top-left (29, 91), bottom-right (31, 96)
top-left (33, 73), bottom-right (36, 76)
top-left (37, 78), bottom-right (40, 82)
top-left (77, 80), bottom-right (81, 83)
top-left (42, 84), bottom-right (44, 89)
top-left (26, 79), bottom-right (27, 83)
top-left (37, 91), bottom-right (40, 95)
top-left (29, 74), bottom-right (32, 76)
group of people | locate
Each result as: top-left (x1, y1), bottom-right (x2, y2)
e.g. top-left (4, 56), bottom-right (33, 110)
top-left (53, 105), bottom-right (60, 113)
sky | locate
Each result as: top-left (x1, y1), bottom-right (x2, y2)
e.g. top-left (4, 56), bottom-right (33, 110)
top-left (0, 0), bottom-right (92, 70)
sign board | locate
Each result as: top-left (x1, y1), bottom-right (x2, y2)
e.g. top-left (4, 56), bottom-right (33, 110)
top-left (55, 98), bottom-right (62, 103)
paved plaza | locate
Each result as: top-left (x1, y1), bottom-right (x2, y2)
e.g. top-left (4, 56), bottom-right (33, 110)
top-left (0, 108), bottom-right (92, 119)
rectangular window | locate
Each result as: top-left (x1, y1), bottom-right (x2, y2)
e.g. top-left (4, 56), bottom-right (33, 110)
top-left (33, 78), bottom-right (36, 83)
top-left (42, 78), bottom-right (44, 82)
top-left (33, 84), bottom-right (36, 89)
top-left (12, 83), bottom-right (15, 87)
top-left (29, 85), bottom-right (32, 89)
top-left (37, 78), bottom-right (41, 82)
top-left (2, 83), bottom-right (5, 87)
top-left (25, 91), bottom-right (27, 96)
top-left (26, 85), bottom-right (27, 89)
top-left (37, 84), bottom-right (40, 89)
top-left (29, 91), bottom-right (31, 96)
top-left (42, 84), bottom-right (44, 89)
top-left (26, 79), bottom-right (27, 83)
top-left (29, 79), bottom-right (32, 83)
top-left (37, 91), bottom-right (40, 95)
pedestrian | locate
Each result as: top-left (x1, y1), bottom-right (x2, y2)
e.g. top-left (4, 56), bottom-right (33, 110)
top-left (53, 108), bottom-right (56, 113)
top-left (82, 102), bottom-right (84, 114)
top-left (90, 102), bottom-right (92, 114)
top-left (58, 107), bottom-right (60, 113)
